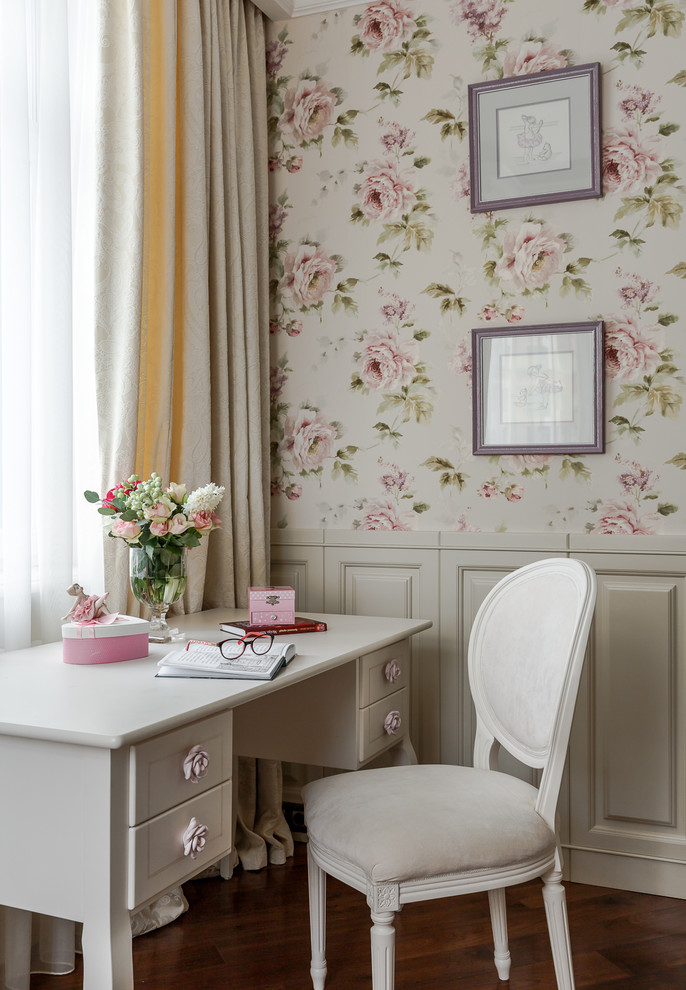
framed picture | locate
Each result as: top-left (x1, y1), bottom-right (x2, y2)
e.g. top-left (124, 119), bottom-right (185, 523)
top-left (472, 321), bottom-right (604, 455)
top-left (468, 62), bottom-right (601, 213)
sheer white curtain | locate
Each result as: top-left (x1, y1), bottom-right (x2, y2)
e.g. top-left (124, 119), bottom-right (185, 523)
top-left (0, 0), bottom-right (102, 985)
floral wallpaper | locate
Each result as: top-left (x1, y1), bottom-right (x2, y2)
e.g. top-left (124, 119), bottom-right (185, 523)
top-left (267, 0), bottom-right (686, 535)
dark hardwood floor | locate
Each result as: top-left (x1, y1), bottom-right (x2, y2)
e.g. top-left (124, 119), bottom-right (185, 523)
top-left (32, 841), bottom-right (686, 989)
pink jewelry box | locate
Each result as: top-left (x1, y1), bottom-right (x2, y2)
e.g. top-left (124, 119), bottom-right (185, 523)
top-left (248, 586), bottom-right (295, 626)
top-left (62, 615), bottom-right (150, 664)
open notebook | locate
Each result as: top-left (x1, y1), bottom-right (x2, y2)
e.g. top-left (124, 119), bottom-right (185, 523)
top-left (156, 638), bottom-right (296, 681)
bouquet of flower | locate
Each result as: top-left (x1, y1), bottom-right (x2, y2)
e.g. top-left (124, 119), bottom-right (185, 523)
top-left (84, 472), bottom-right (225, 550)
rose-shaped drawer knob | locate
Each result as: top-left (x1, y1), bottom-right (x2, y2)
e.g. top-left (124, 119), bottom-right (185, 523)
top-left (183, 744), bottom-right (209, 782)
top-left (384, 660), bottom-right (401, 683)
top-left (182, 816), bottom-right (208, 859)
top-left (383, 710), bottom-right (402, 736)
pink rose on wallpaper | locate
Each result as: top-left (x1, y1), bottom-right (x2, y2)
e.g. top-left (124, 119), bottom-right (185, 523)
top-left (358, 495), bottom-right (416, 531)
top-left (265, 39), bottom-right (288, 79)
top-left (478, 303), bottom-right (500, 321)
top-left (278, 78), bottom-right (338, 144)
top-left (283, 409), bottom-right (338, 472)
top-left (505, 304), bottom-right (525, 323)
top-left (270, 365), bottom-right (287, 401)
top-left (450, 0), bottom-right (507, 41)
top-left (602, 124), bottom-right (662, 195)
top-left (590, 498), bottom-right (659, 535)
top-left (494, 222), bottom-right (566, 293)
top-left (279, 243), bottom-right (337, 308)
top-left (358, 326), bottom-right (418, 391)
top-left (357, 0), bottom-right (416, 53)
top-left (505, 484), bottom-right (524, 502)
top-left (269, 203), bottom-right (288, 241)
top-left (604, 312), bottom-right (662, 382)
top-left (358, 158), bottom-right (417, 222)
top-left (454, 512), bottom-right (480, 532)
top-left (502, 41), bottom-right (568, 77)
top-left (478, 482), bottom-right (499, 498)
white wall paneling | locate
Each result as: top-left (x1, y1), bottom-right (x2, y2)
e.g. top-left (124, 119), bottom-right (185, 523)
top-left (272, 529), bottom-right (686, 898)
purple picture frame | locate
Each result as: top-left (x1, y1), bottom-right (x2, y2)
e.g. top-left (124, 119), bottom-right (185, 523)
top-left (472, 321), bottom-right (604, 455)
top-left (468, 63), bottom-right (601, 213)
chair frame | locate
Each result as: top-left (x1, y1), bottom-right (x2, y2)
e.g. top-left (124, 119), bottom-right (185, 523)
top-left (306, 557), bottom-right (597, 990)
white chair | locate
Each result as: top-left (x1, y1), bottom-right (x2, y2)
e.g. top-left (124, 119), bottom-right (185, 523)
top-left (302, 557), bottom-right (596, 990)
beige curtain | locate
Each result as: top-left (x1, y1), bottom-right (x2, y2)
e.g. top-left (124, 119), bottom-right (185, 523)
top-left (95, 0), bottom-right (291, 873)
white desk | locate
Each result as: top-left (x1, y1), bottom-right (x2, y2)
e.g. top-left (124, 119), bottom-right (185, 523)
top-left (0, 609), bottom-right (431, 989)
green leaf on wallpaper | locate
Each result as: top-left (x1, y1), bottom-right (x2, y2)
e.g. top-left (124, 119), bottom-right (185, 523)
top-left (669, 70), bottom-right (686, 85)
top-left (667, 262), bottom-right (686, 278)
top-left (373, 252), bottom-right (402, 273)
top-left (659, 122), bottom-right (681, 136)
top-left (402, 220), bottom-right (434, 252)
top-left (403, 50), bottom-right (434, 80)
top-left (657, 314), bottom-right (679, 326)
top-left (378, 51), bottom-right (407, 74)
top-left (560, 275), bottom-right (592, 298)
top-left (647, 194), bottom-right (683, 228)
top-left (559, 459), bottom-right (592, 482)
top-left (657, 503), bottom-right (679, 516)
top-left (332, 126), bottom-right (358, 149)
top-left (583, 0), bottom-right (603, 11)
top-left (276, 516), bottom-right (288, 529)
top-left (413, 329), bottom-right (430, 341)
top-left (614, 196), bottom-right (647, 220)
top-left (331, 460), bottom-right (358, 483)
top-left (666, 452), bottom-right (686, 469)
top-left (483, 259), bottom-right (497, 280)
top-left (422, 109), bottom-right (468, 142)
top-left (332, 294), bottom-right (358, 315)
top-left (350, 205), bottom-right (368, 225)
top-left (413, 502), bottom-right (430, 514)
top-left (422, 283), bottom-right (467, 314)
top-left (413, 157), bottom-right (430, 169)
top-left (350, 36), bottom-right (367, 56)
top-left (350, 374), bottom-right (365, 391)
top-left (336, 446), bottom-right (359, 461)
top-left (373, 422), bottom-right (403, 443)
top-left (648, 385), bottom-right (683, 417)
top-left (373, 81), bottom-right (403, 104)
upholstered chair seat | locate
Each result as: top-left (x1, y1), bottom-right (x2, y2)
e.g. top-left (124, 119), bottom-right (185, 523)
top-left (302, 558), bottom-right (597, 990)
top-left (304, 764), bottom-right (555, 886)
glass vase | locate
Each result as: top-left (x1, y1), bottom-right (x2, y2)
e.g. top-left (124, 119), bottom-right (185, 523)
top-left (129, 546), bottom-right (187, 643)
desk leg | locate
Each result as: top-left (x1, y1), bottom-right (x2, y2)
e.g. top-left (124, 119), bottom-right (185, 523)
top-left (391, 736), bottom-right (418, 766)
top-left (219, 755), bottom-right (240, 880)
top-left (81, 906), bottom-right (133, 990)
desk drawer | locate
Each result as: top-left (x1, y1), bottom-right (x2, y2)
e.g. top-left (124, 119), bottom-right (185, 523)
top-left (359, 687), bottom-right (408, 765)
top-left (359, 640), bottom-right (409, 707)
top-left (128, 781), bottom-right (232, 911)
top-left (129, 711), bottom-right (233, 826)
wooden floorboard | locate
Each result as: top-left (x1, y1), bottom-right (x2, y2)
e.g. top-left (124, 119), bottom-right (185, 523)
top-left (30, 842), bottom-right (686, 989)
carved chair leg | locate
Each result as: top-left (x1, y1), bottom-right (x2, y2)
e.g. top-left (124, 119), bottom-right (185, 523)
top-left (307, 846), bottom-right (327, 990)
top-left (370, 909), bottom-right (396, 990)
top-left (542, 869), bottom-right (576, 990)
top-left (488, 887), bottom-right (511, 980)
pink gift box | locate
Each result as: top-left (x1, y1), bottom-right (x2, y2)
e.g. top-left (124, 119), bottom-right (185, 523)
top-left (248, 586), bottom-right (295, 626)
top-left (62, 616), bottom-right (150, 665)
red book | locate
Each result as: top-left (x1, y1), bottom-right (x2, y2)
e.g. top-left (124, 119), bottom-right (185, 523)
top-left (219, 616), bottom-right (327, 637)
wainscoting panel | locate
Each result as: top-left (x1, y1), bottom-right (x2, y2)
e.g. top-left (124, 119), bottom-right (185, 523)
top-left (271, 529), bottom-right (686, 898)
top-left (568, 545), bottom-right (686, 897)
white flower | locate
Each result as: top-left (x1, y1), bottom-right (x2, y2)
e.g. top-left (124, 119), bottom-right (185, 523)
top-left (185, 482), bottom-right (225, 516)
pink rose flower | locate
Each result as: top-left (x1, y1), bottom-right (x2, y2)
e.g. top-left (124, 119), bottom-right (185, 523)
top-left (604, 312), bottom-right (662, 382)
top-left (505, 484), bottom-right (524, 502)
top-left (283, 409), bottom-right (338, 472)
top-left (357, 0), bottom-right (416, 53)
top-left (269, 319), bottom-right (281, 335)
top-left (506, 304), bottom-right (525, 323)
top-left (191, 511), bottom-right (217, 533)
top-left (150, 519), bottom-right (169, 537)
top-left (279, 243), bottom-right (337, 308)
top-left (286, 484), bottom-right (303, 500)
top-left (590, 498), bottom-right (659, 536)
top-left (279, 78), bottom-right (338, 143)
top-left (358, 326), bottom-right (418, 391)
top-left (454, 512), bottom-right (480, 533)
top-left (111, 517), bottom-right (142, 541)
top-left (478, 304), bottom-right (500, 321)
top-left (602, 124), bottom-right (662, 195)
top-left (265, 39), bottom-right (288, 79)
top-left (503, 41), bottom-right (568, 77)
top-left (357, 496), bottom-right (416, 531)
top-left (478, 482), bottom-right (499, 498)
top-left (494, 221), bottom-right (566, 293)
top-left (270, 366), bottom-right (288, 401)
top-left (169, 513), bottom-right (189, 535)
top-left (268, 157), bottom-right (281, 172)
top-left (287, 155), bottom-right (303, 173)
top-left (358, 158), bottom-right (417, 222)
top-left (287, 320), bottom-right (303, 337)
top-left (144, 500), bottom-right (172, 520)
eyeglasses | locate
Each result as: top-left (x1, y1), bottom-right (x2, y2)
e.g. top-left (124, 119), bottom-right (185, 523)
top-left (218, 633), bottom-right (274, 658)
